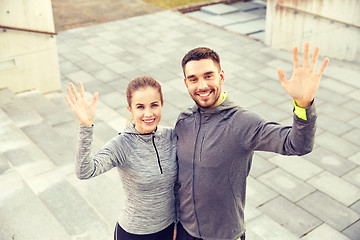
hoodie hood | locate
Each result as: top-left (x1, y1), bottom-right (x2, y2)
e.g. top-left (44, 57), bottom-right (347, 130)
top-left (123, 124), bottom-right (151, 134)
top-left (194, 96), bottom-right (235, 114)
top-left (122, 124), bottom-right (166, 141)
top-left (177, 97), bottom-right (240, 125)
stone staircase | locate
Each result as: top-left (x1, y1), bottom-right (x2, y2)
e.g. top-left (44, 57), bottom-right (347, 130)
top-left (184, 0), bottom-right (267, 41)
top-left (0, 88), bottom-right (126, 240)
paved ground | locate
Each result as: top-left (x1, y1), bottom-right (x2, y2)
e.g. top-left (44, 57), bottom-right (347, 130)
top-left (1, 1), bottom-right (360, 240)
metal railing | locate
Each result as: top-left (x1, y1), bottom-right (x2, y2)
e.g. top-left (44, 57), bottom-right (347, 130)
top-left (0, 25), bottom-right (57, 36)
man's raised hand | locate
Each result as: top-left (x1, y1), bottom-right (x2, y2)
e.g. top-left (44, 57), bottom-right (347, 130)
top-left (277, 42), bottom-right (329, 108)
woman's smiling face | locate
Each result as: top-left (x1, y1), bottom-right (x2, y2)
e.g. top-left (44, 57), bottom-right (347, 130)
top-left (127, 86), bottom-right (163, 134)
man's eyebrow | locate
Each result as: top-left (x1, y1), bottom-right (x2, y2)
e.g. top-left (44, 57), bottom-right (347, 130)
top-left (186, 71), bottom-right (215, 79)
top-left (204, 71), bottom-right (215, 75)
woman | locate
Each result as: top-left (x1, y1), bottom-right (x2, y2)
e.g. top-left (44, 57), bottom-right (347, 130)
top-left (64, 76), bottom-right (177, 240)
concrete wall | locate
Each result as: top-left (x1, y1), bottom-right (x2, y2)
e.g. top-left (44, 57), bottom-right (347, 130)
top-left (0, 0), bottom-right (61, 93)
top-left (265, 0), bottom-right (360, 63)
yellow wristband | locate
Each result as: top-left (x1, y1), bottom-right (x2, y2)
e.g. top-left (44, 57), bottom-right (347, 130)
top-left (293, 100), bottom-right (307, 120)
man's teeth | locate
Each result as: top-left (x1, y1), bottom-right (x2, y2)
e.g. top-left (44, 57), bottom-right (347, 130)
top-left (198, 91), bottom-right (211, 97)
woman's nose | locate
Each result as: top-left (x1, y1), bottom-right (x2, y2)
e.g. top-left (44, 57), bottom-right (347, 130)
top-left (144, 107), bottom-right (152, 117)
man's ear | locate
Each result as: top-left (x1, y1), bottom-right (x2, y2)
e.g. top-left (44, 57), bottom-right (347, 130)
top-left (184, 78), bottom-right (188, 88)
top-left (127, 106), bottom-right (132, 114)
top-left (220, 70), bottom-right (225, 84)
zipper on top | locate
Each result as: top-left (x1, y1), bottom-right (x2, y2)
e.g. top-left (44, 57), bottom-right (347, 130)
top-left (192, 109), bottom-right (202, 236)
top-left (152, 135), bottom-right (163, 174)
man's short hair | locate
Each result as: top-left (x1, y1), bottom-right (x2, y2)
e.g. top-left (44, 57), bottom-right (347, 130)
top-left (181, 47), bottom-right (221, 73)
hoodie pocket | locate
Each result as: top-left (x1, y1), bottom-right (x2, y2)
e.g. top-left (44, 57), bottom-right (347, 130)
top-left (199, 129), bottom-right (227, 168)
top-left (199, 134), bottom-right (205, 161)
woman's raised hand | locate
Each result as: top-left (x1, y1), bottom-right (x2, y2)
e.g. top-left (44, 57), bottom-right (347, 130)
top-left (64, 82), bottom-right (98, 126)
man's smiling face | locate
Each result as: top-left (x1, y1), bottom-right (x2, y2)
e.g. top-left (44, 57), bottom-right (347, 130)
top-left (184, 58), bottom-right (224, 109)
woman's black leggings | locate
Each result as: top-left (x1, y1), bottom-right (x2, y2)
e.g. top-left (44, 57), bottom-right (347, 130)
top-left (114, 222), bottom-right (174, 240)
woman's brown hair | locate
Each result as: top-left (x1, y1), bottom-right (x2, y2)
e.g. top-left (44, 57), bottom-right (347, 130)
top-left (126, 76), bottom-right (163, 107)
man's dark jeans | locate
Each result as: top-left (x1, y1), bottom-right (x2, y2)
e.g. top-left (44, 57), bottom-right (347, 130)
top-left (176, 222), bottom-right (245, 240)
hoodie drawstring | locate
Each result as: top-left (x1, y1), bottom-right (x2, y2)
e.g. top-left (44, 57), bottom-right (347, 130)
top-left (152, 135), bottom-right (163, 174)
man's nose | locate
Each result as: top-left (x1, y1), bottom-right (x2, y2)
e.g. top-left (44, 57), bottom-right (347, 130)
top-left (198, 78), bottom-right (208, 90)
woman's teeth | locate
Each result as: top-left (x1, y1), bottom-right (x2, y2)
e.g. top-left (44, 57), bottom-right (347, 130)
top-left (143, 119), bottom-right (155, 123)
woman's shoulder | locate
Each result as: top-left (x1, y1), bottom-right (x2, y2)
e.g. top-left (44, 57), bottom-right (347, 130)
top-left (109, 130), bottom-right (138, 150)
top-left (158, 126), bottom-right (174, 132)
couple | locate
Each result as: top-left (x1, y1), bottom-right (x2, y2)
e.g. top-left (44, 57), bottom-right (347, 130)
top-left (65, 43), bottom-right (329, 240)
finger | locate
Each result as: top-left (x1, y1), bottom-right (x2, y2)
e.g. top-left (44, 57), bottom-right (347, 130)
top-left (66, 86), bottom-right (76, 103)
top-left (310, 46), bottom-right (320, 72)
top-left (78, 82), bottom-right (86, 99)
top-left (69, 82), bottom-right (80, 100)
top-left (302, 41), bottom-right (310, 68)
top-left (91, 92), bottom-right (99, 106)
top-left (292, 46), bottom-right (300, 69)
top-left (64, 95), bottom-right (74, 108)
top-left (317, 57), bottom-right (329, 76)
top-left (277, 68), bottom-right (287, 86)
top-left (64, 96), bottom-right (77, 114)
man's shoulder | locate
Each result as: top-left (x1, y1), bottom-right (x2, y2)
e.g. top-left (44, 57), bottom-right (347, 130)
top-left (219, 100), bottom-right (267, 128)
top-left (176, 107), bottom-right (194, 123)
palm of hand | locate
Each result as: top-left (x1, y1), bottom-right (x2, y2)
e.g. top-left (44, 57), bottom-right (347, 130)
top-left (285, 67), bottom-right (320, 104)
top-left (64, 82), bottom-right (98, 126)
top-left (72, 95), bottom-right (96, 125)
top-left (277, 42), bottom-right (329, 108)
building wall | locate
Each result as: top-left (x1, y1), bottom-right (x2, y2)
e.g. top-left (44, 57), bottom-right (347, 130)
top-left (265, 0), bottom-right (360, 63)
top-left (0, 0), bottom-right (61, 93)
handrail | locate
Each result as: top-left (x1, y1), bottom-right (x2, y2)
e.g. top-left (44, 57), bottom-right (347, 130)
top-left (276, 3), bottom-right (360, 29)
top-left (0, 25), bottom-right (57, 36)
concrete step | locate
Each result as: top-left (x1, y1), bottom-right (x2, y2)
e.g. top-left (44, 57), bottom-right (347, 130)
top-left (0, 89), bottom-right (72, 239)
top-left (0, 106), bottom-right (55, 180)
top-left (201, 3), bottom-right (240, 15)
top-left (21, 122), bottom-right (76, 167)
top-left (0, 88), bottom-right (17, 107)
top-left (0, 89), bottom-right (43, 128)
top-left (0, 152), bottom-right (10, 175)
top-left (0, 88), bottom-right (117, 239)
top-left (18, 90), bottom-right (73, 127)
top-left (0, 87), bottom-right (125, 169)
top-left (26, 169), bottom-right (114, 240)
top-left (0, 88), bottom-right (75, 167)
top-left (66, 169), bottom-right (126, 228)
top-left (0, 171), bottom-right (72, 240)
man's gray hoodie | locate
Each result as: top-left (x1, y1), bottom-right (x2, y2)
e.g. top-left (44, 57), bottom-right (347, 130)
top-left (76, 124), bottom-right (177, 234)
top-left (175, 97), bottom-right (317, 240)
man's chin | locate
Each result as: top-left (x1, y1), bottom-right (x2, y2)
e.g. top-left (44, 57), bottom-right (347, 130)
top-left (190, 95), bottom-right (217, 108)
top-left (195, 100), bottom-right (215, 109)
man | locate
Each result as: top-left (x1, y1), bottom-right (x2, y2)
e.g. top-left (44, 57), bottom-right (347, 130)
top-left (175, 42), bottom-right (329, 240)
